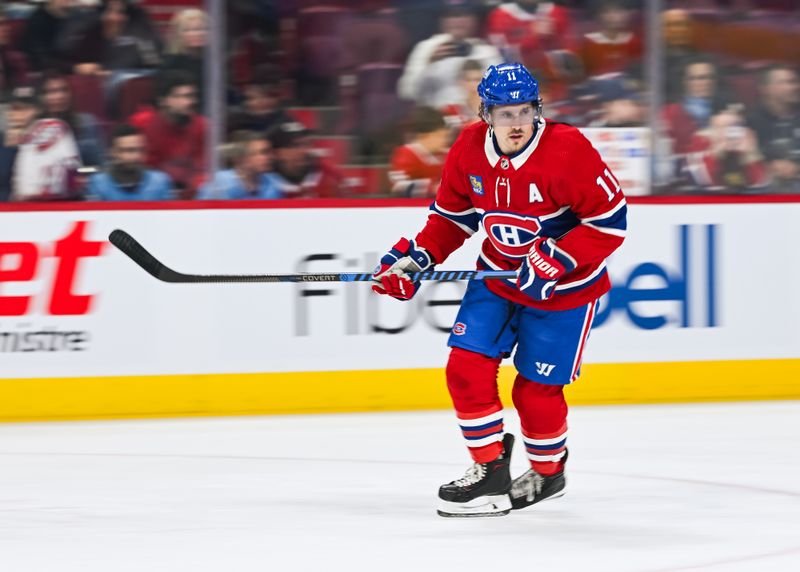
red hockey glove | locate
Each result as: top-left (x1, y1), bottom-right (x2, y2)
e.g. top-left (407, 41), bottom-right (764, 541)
top-left (517, 237), bottom-right (577, 301)
top-left (371, 238), bottom-right (434, 301)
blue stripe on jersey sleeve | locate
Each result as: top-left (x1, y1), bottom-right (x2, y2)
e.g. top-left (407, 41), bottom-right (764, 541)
top-left (429, 202), bottom-right (481, 235)
top-left (589, 203), bottom-right (627, 232)
top-left (540, 209), bottom-right (580, 238)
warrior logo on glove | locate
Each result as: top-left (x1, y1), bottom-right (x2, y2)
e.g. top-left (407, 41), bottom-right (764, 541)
top-left (371, 238), bottom-right (435, 301)
top-left (517, 237), bottom-right (577, 301)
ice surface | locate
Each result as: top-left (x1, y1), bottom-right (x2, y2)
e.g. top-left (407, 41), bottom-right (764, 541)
top-left (1, 402), bottom-right (799, 572)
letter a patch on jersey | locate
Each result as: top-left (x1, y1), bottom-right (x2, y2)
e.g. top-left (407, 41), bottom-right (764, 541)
top-left (529, 183), bottom-right (544, 203)
top-left (469, 175), bottom-right (484, 196)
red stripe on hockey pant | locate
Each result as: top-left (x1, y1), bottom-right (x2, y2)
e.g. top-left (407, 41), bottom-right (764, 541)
top-left (447, 347), bottom-right (504, 463)
top-left (513, 375), bottom-right (568, 476)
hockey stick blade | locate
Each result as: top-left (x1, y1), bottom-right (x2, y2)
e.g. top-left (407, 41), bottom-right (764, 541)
top-left (109, 229), bottom-right (519, 284)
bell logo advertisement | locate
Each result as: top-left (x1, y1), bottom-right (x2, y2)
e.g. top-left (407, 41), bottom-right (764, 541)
top-left (0, 221), bottom-right (106, 353)
top-left (596, 224), bottom-right (718, 330)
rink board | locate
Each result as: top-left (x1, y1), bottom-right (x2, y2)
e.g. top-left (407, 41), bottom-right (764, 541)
top-left (1, 198), bottom-right (799, 420)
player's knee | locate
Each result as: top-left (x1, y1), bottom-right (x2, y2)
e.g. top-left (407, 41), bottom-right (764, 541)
top-left (446, 347), bottom-right (501, 397)
top-left (512, 374), bottom-right (565, 411)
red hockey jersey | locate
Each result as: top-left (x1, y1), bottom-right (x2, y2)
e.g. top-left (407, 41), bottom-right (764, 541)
top-left (415, 119), bottom-right (627, 311)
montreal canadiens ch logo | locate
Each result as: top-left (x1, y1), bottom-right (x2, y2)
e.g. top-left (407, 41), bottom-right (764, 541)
top-left (483, 213), bottom-right (542, 258)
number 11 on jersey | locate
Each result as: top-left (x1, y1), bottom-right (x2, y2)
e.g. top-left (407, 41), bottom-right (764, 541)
top-left (596, 169), bottom-right (621, 201)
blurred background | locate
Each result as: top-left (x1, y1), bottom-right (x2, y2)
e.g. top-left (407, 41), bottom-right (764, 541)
top-left (0, 0), bottom-right (798, 202)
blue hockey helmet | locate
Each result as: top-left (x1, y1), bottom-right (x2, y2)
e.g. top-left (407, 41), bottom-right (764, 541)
top-left (477, 62), bottom-right (542, 122)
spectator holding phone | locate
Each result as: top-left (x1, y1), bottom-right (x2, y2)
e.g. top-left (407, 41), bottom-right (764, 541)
top-left (398, 0), bottom-right (501, 108)
top-left (685, 107), bottom-right (769, 192)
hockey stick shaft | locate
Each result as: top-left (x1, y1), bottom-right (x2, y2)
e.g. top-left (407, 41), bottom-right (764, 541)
top-left (109, 229), bottom-right (519, 284)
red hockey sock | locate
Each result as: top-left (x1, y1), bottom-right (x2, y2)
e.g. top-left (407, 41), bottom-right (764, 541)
top-left (512, 374), bottom-right (568, 475)
top-left (446, 347), bottom-right (504, 463)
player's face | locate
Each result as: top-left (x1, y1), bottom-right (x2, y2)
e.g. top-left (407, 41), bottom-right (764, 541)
top-left (490, 103), bottom-right (536, 155)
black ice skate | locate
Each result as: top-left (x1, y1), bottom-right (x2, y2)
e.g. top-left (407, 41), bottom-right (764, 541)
top-left (508, 450), bottom-right (568, 510)
top-left (437, 433), bottom-right (515, 518)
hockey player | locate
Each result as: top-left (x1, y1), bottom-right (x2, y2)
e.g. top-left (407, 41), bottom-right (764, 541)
top-left (372, 63), bottom-right (626, 517)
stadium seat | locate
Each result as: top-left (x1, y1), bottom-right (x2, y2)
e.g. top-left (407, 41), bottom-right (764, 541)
top-left (68, 74), bottom-right (106, 121)
top-left (113, 75), bottom-right (155, 121)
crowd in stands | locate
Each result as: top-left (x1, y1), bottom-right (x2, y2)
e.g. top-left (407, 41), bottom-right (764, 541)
top-left (0, 0), bottom-right (798, 203)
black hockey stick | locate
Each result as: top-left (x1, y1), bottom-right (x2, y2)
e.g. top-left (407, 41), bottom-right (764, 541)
top-left (109, 229), bottom-right (519, 284)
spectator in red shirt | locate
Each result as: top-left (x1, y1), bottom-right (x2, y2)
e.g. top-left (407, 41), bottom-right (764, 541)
top-left (267, 121), bottom-right (343, 198)
top-left (580, 0), bottom-right (642, 78)
top-left (662, 57), bottom-right (732, 155)
top-left (485, 0), bottom-right (578, 98)
top-left (129, 70), bottom-right (207, 199)
top-left (685, 108), bottom-right (769, 192)
top-left (388, 106), bottom-right (449, 197)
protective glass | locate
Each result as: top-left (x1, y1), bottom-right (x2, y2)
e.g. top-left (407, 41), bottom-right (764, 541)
top-left (489, 105), bottom-right (537, 126)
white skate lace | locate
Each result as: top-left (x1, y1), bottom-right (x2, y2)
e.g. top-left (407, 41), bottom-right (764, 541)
top-left (453, 463), bottom-right (486, 487)
top-left (510, 470), bottom-right (544, 502)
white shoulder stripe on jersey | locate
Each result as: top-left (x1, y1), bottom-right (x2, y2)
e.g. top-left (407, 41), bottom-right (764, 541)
top-left (431, 211), bottom-right (476, 236)
top-left (581, 199), bottom-right (627, 223)
top-left (433, 202), bottom-right (477, 216)
top-left (539, 205), bottom-right (571, 220)
top-left (584, 223), bottom-right (627, 237)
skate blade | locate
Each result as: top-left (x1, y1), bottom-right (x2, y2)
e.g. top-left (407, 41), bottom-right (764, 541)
top-left (437, 494), bottom-right (511, 518)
